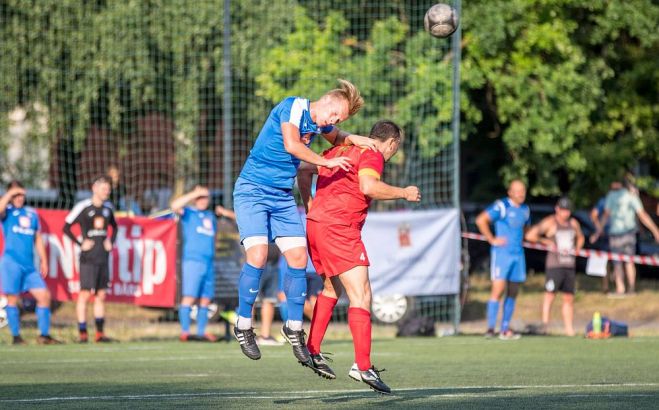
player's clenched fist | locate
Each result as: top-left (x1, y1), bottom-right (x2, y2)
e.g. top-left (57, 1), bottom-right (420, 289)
top-left (404, 186), bottom-right (421, 202)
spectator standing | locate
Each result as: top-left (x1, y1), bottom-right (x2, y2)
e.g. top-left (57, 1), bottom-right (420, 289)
top-left (592, 180), bottom-right (659, 295)
top-left (590, 182), bottom-right (622, 293)
top-left (526, 197), bottom-right (584, 336)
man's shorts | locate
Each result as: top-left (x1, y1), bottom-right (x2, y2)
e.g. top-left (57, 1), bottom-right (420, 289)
top-left (80, 262), bottom-right (110, 293)
top-left (490, 251), bottom-right (526, 283)
top-left (233, 178), bottom-right (306, 243)
top-left (258, 262), bottom-right (279, 303)
top-left (182, 259), bottom-right (215, 299)
top-left (0, 256), bottom-right (46, 295)
top-left (307, 220), bottom-right (369, 278)
top-left (609, 232), bottom-right (636, 265)
top-left (545, 267), bottom-right (576, 294)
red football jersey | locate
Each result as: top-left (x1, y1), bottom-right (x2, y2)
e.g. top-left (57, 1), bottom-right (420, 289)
top-left (307, 145), bottom-right (384, 227)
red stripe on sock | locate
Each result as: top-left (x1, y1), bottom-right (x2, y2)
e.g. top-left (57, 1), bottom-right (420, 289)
top-left (348, 307), bottom-right (372, 371)
top-left (307, 294), bottom-right (338, 355)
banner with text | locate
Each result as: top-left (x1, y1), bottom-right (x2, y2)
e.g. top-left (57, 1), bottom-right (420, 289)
top-left (363, 209), bottom-right (460, 296)
top-left (0, 210), bottom-right (177, 307)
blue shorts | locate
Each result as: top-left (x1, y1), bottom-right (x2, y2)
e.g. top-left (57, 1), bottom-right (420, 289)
top-left (490, 252), bottom-right (526, 283)
top-left (233, 177), bottom-right (306, 242)
top-left (0, 256), bottom-right (46, 295)
top-left (182, 259), bottom-right (215, 299)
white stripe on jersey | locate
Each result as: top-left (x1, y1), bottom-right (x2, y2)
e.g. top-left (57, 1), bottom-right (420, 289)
top-left (65, 199), bottom-right (93, 223)
top-left (287, 98), bottom-right (307, 128)
top-left (495, 200), bottom-right (506, 219)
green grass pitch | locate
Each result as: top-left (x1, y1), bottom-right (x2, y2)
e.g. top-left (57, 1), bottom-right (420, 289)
top-left (1, 336), bottom-right (658, 409)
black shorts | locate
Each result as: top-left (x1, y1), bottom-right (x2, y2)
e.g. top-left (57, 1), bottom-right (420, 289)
top-left (80, 263), bottom-right (110, 293)
top-left (545, 267), bottom-right (576, 294)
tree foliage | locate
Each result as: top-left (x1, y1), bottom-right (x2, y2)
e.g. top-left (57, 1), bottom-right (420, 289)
top-left (0, 0), bottom-right (656, 204)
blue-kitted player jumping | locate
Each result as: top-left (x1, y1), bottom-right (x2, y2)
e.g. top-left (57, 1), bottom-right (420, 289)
top-left (232, 79), bottom-right (374, 364)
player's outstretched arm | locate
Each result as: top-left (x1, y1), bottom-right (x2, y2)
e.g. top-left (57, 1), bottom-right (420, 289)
top-left (297, 161), bottom-right (319, 212)
top-left (170, 186), bottom-right (209, 214)
top-left (358, 175), bottom-right (420, 202)
top-left (282, 123), bottom-right (352, 171)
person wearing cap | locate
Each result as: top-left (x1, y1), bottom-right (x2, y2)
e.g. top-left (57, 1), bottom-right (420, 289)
top-left (171, 185), bottom-right (235, 342)
top-left (525, 197), bottom-right (584, 336)
top-left (591, 178), bottom-right (659, 295)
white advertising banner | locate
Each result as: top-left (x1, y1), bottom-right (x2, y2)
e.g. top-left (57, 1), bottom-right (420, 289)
top-left (362, 208), bottom-right (461, 296)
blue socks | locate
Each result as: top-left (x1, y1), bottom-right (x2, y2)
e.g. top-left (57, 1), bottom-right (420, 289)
top-left (6, 306), bottom-right (20, 337)
top-left (284, 266), bottom-right (307, 323)
top-left (179, 305), bottom-right (191, 333)
top-left (36, 306), bottom-right (51, 337)
top-left (501, 297), bottom-right (516, 332)
top-left (197, 306), bottom-right (209, 336)
top-left (237, 263), bottom-right (263, 319)
top-left (486, 300), bottom-right (499, 331)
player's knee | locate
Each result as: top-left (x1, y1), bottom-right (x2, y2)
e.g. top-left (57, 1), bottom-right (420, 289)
top-left (283, 249), bottom-right (307, 269)
top-left (246, 247), bottom-right (268, 268)
top-left (35, 291), bottom-right (51, 306)
top-left (6, 294), bottom-right (18, 306)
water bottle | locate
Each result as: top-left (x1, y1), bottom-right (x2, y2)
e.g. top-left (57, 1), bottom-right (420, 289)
top-left (593, 312), bottom-right (602, 335)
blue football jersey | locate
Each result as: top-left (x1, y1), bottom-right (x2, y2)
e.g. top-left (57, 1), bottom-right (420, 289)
top-left (239, 97), bottom-right (334, 189)
top-left (1, 205), bottom-right (39, 267)
top-left (180, 206), bottom-right (217, 261)
top-left (486, 198), bottom-right (530, 255)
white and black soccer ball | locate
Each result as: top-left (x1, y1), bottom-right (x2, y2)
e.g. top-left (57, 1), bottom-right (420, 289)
top-left (424, 3), bottom-right (459, 38)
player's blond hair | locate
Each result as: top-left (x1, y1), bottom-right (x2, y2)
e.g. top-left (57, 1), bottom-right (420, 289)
top-left (325, 79), bottom-right (363, 117)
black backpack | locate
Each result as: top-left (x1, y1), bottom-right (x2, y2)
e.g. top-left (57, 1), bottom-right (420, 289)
top-left (396, 316), bottom-right (436, 337)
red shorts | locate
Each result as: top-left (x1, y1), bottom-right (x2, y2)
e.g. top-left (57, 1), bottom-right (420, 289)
top-left (306, 219), bottom-right (370, 277)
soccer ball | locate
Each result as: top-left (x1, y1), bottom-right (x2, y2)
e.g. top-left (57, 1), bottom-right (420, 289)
top-left (423, 3), bottom-right (459, 38)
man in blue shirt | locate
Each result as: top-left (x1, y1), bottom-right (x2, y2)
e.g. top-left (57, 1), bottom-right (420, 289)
top-left (171, 186), bottom-right (235, 342)
top-left (0, 181), bottom-right (61, 345)
top-left (233, 79), bottom-right (375, 364)
top-left (476, 179), bottom-right (530, 340)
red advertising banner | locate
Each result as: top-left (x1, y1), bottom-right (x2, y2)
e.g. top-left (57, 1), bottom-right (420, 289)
top-left (0, 209), bottom-right (177, 308)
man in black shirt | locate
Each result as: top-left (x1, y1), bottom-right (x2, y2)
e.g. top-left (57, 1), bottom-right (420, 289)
top-left (64, 176), bottom-right (117, 343)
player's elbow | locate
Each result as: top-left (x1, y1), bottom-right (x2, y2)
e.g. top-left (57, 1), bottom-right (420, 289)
top-left (360, 180), bottom-right (375, 198)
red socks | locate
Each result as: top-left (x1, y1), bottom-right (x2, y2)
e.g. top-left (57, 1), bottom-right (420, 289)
top-left (307, 294), bottom-right (338, 355)
top-left (348, 307), bottom-right (372, 371)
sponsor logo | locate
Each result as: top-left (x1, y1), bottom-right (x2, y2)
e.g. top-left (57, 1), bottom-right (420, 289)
top-left (94, 216), bottom-right (105, 229)
top-left (248, 288), bottom-right (259, 294)
top-left (203, 218), bottom-right (212, 230)
top-left (546, 279), bottom-right (555, 292)
top-left (19, 216), bottom-right (31, 228)
top-left (398, 223), bottom-right (411, 247)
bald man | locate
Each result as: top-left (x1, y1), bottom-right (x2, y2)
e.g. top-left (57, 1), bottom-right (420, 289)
top-left (476, 180), bottom-right (530, 340)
